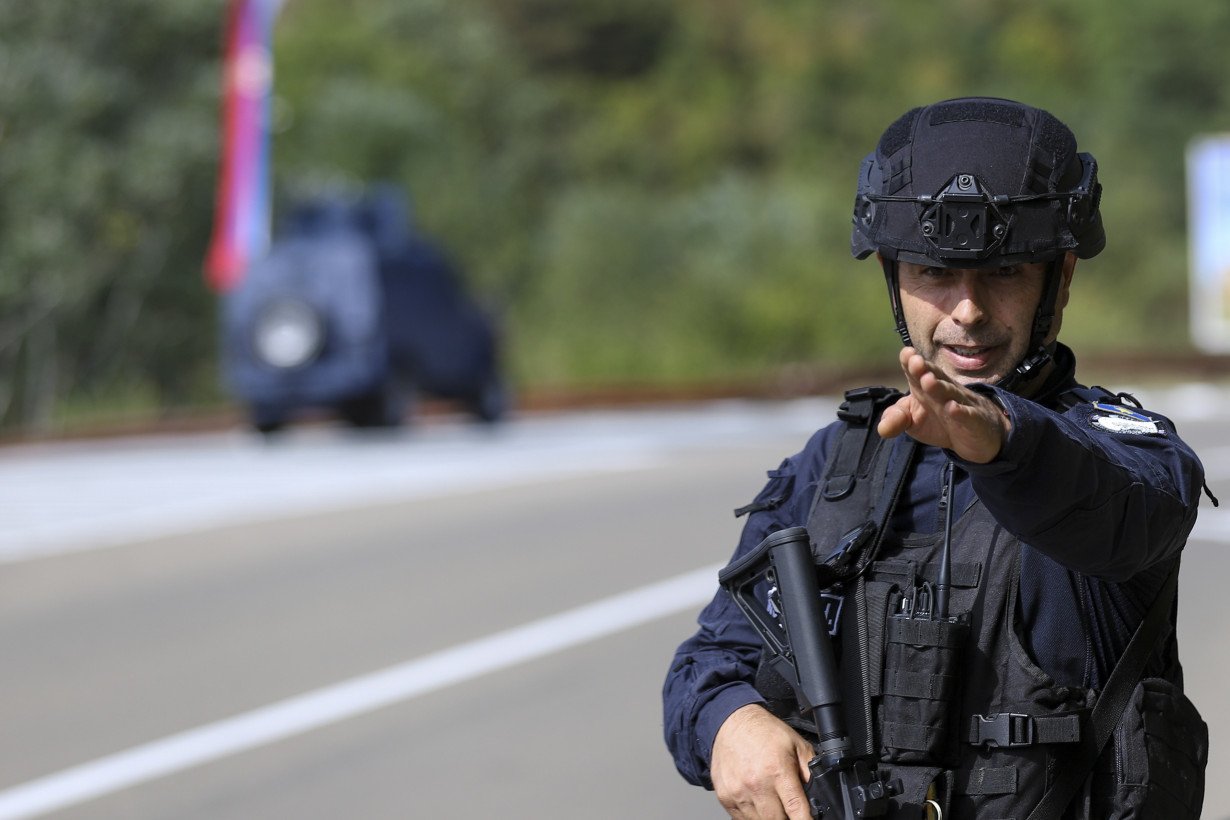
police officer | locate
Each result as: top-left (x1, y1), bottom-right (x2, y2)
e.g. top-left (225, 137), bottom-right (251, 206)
top-left (663, 97), bottom-right (1211, 819)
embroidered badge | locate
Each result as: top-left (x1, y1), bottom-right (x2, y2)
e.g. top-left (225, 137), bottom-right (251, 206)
top-left (1089, 402), bottom-right (1164, 435)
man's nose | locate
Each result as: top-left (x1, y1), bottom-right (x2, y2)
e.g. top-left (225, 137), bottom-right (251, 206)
top-left (950, 275), bottom-right (988, 325)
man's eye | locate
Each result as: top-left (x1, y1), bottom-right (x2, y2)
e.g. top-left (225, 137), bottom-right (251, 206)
top-left (994, 266), bottom-right (1017, 277)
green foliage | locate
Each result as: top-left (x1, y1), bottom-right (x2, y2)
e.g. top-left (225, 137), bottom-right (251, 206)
top-left (0, 0), bottom-right (225, 431)
top-left (5, 0), bottom-right (1230, 431)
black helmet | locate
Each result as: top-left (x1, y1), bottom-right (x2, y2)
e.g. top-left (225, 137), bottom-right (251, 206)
top-left (852, 97), bottom-right (1105, 389)
top-left (852, 97), bottom-right (1104, 266)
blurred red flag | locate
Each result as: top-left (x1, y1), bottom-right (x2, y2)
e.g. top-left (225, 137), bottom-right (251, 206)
top-left (204, 0), bottom-right (282, 292)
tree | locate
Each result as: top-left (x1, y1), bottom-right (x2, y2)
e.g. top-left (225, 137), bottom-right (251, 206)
top-left (0, 1), bottom-right (225, 430)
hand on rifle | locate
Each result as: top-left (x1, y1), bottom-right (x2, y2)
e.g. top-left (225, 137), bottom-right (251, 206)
top-left (711, 704), bottom-right (815, 820)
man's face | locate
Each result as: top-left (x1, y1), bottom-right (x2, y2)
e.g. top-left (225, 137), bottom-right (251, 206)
top-left (896, 259), bottom-right (1071, 386)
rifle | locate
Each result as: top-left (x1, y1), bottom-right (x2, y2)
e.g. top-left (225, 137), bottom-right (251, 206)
top-left (719, 527), bottom-right (901, 818)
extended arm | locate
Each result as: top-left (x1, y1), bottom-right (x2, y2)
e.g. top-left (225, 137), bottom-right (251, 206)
top-left (877, 348), bottom-right (1204, 579)
top-left (959, 386), bottom-right (1203, 579)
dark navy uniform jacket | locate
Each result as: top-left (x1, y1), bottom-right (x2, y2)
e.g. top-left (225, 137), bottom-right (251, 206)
top-left (662, 345), bottom-right (1206, 788)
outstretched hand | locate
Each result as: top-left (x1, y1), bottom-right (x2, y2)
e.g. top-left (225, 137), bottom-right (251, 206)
top-left (876, 347), bottom-right (1011, 464)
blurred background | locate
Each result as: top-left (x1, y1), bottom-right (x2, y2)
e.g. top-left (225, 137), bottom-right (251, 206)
top-left (2, 2), bottom-right (1230, 818)
top-left (3, 0), bottom-right (1230, 436)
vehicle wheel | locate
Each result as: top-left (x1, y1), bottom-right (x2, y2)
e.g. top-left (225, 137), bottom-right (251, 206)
top-left (251, 404), bottom-right (286, 435)
top-left (340, 384), bottom-right (405, 428)
top-left (471, 375), bottom-right (509, 424)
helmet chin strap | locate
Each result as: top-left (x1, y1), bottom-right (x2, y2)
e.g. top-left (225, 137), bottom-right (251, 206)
top-left (879, 255), bottom-right (1066, 395)
top-left (997, 255), bottom-right (1066, 394)
top-left (879, 256), bottom-right (913, 346)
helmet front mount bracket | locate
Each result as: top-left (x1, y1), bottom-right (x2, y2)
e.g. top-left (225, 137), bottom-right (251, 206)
top-left (918, 173), bottom-right (1011, 261)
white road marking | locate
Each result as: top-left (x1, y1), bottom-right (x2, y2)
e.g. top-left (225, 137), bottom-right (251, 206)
top-left (0, 562), bottom-right (723, 820)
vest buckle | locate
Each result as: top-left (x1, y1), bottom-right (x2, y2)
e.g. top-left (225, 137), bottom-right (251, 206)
top-left (972, 713), bottom-right (1034, 748)
top-left (837, 386), bottom-right (900, 424)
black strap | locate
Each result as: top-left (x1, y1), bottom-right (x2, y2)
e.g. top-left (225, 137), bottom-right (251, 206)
top-left (822, 386), bottom-right (902, 500)
top-left (840, 437), bottom-right (918, 580)
top-left (1023, 561), bottom-right (1181, 820)
top-left (955, 766), bottom-right (1018, 796)
top-left (810, 393), bottom-right (916, 757)
top-left (965, 712), bottom-right (1083, 747)
top-left (844, 437), bottom-right (918, 756)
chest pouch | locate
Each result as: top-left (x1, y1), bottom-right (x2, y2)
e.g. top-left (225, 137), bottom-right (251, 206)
top-left (878, 585), bottom-right (969, 766)
top-left (877, 460), bottom-right (971, 768)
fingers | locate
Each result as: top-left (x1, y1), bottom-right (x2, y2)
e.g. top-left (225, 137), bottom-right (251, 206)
top-left (779, 777), bottom-right (813, 820)
top-left (881, 349), bottom-right (954, 439)
top-left (877, 396), bottom-right (914, 439)
top-left (719, 767), bottom-right (810, 820)
top-left (712, 705), bottom-right (815, 820)
top-left (783, 744), bottom-right (815, 820)
top-left (900, 349), bottom-right (965, 410)
top-left (887, 348), bottom-right (1008, 461)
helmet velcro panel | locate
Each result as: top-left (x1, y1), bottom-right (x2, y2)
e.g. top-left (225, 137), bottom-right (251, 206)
top-left (927, 99), bottom-right (1025, 129)
top-left (878, 107), bottom-right (922, 160)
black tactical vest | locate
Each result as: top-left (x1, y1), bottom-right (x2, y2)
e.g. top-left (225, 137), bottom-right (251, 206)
top-left (756, 387), bottom-right (1208, 819)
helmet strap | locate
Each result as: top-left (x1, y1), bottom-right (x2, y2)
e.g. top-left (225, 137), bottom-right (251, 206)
top-left (998, 255), bottom-right (1067, 394)
top-left (879, 256), bottom-right (912, 346)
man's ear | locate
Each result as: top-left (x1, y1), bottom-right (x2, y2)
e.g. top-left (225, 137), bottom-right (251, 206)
top-left (1057, 252), bottom-right (1077, 312)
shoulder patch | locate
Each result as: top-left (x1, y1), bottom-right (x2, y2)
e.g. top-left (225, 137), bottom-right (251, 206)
top-left (1089, 402), bottom-right (1165, 436)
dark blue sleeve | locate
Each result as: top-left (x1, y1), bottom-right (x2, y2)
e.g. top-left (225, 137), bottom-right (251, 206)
top-left (957, 387), bottom-right (1205, 582)
top-left (662, 427), bottom-right (834, 788)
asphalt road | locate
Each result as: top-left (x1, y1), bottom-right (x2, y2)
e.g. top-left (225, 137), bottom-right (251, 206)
top-left (1, 391), bottom-right (1228, 820)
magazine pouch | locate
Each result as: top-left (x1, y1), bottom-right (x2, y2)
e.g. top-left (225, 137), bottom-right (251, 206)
top-left (878, 595), bottom-right (970, 766)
